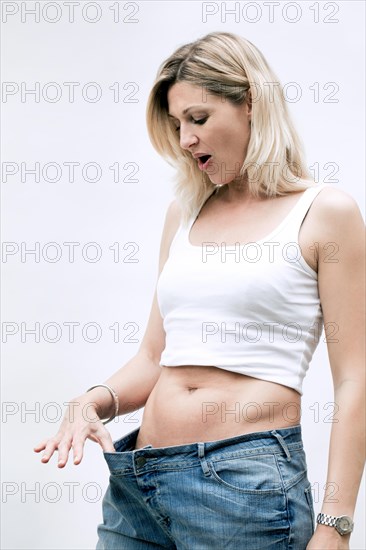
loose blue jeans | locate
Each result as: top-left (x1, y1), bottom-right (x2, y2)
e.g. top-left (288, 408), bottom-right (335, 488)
top-left (96, 424), bottom-right (315, 549)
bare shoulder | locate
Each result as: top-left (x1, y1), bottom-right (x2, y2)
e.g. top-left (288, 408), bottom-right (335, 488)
top-left (314, 185), bottom-right (361, 215)
top-left (164, 198), bottom-right (182, 239)
top-left (166, 198), bottom-right (182, 223)
top-left (310, 185), bottom-right (365, 243)
top-left (158, 199), bottom-right (183, 268)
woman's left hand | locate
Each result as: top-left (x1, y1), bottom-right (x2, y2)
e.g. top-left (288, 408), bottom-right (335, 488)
top-left (306, 526), bottom-right (350, 550)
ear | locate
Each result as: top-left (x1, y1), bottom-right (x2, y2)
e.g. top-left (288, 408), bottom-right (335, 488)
top-left (246, 89), bottom-right (252, 118)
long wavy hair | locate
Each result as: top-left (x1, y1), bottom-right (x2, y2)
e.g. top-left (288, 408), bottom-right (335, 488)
top-left (146, 31), bottom-right (314, 226)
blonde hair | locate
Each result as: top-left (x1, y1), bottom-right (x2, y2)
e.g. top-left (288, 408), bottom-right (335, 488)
top-left (146, 31), bottom-right (314, 225)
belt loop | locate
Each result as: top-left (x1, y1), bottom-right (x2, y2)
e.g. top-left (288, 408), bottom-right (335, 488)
top-left (197, 442), bottom-right (211, 476)
top-left (271, 430), bottom-right (291, 462)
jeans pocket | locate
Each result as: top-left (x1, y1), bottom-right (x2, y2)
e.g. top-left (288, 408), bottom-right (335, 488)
top-left (208, 452), bottom-right (283, 494)
top-left (304, 482), bottom-right (315, 532)
top-left (102, 447), bottom-right (130, 476)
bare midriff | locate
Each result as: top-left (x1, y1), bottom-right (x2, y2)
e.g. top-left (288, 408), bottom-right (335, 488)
top-left (134, 365), bottom-right (301, 449)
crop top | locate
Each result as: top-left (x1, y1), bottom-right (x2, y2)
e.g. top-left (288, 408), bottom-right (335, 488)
top-left (156, 182), bottom-right (331, 395)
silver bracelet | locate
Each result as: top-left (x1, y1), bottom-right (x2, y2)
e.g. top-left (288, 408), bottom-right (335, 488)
top-left (86, 384), bottom-right (119, 425)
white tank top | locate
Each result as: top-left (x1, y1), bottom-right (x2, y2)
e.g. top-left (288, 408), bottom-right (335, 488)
top-left (156, 182), bottom-right (330, 395)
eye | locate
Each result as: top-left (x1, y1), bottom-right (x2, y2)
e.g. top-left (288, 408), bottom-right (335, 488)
top-left (174, 117), bottom-right (208, 132)
top-left (193, 117), bottom-right (208, 125)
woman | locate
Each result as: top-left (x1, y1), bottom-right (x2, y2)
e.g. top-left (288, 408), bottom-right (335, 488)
top-left (34, 32), bottom-right (365, 549)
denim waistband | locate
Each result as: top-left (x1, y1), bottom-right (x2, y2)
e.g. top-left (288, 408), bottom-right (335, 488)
top-left (103, 425), bottom-right (303, 473)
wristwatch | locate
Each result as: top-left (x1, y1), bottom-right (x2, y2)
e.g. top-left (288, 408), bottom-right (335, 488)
top-left (316, 513), bottom-right (354, 535)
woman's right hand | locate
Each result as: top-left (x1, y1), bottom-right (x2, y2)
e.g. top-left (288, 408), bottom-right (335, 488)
top-left (33, 396), bottom-right (116, 467)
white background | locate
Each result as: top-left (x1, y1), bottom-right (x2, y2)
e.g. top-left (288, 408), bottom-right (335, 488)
top-left (1, 1), bottom-right (365, 548)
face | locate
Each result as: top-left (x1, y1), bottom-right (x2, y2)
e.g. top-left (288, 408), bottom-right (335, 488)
top-left (167, 81), bottom-right (251, 187)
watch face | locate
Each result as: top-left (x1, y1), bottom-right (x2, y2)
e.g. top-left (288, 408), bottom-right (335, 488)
top-left (336, 516), bottom-right (353, 534)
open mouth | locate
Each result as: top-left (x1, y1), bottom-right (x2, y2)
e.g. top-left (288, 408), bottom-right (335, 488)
top-left (197, 155), bottom-right (212, 170)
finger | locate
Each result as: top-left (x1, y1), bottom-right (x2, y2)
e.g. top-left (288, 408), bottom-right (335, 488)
top-left (56, 441), bottom-right (72, 468)
top-left (97, 430), bottom-right (116, 453)
top-left (72, 441), bottom-right (85, 465)
top-left (40, 446), bottom-right (55, 463)
top-left (87, 433), bottom-right (100, 444)
top-left (87, 429), bottom-right (114, 451)
top-left (40, 438), bottom-right (61, 463)
top-left (34, 441), bottom-right (47, 452)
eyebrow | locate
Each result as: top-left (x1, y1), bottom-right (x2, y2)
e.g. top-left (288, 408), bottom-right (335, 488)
top-left (167, 105), bottom-right (204, 118)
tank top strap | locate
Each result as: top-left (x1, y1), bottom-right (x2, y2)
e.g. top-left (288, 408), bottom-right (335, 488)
top-left (272, 182), bottom-right (332, 244)
top-left (167, 216), bottom-right (191, 256)
top-left (168, 197), bottom-right (211, 255)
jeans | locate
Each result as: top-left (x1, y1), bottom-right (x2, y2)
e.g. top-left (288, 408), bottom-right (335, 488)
top-left (96, 424), bottom-right (315, 549)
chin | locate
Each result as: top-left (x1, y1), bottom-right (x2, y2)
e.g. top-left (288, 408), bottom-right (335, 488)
top-left (208, 176), bottom-right (229, 187)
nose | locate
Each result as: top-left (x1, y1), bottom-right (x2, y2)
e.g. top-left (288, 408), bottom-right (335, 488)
top-left (179, 124), bottom-right (198, 151)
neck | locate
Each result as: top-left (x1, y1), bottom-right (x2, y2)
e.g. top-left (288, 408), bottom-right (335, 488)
top-left (214, 176), bottom-right (257, 204)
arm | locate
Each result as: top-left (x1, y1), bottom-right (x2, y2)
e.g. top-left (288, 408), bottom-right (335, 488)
top-left (307, 188), bottom-right (365, 549)
top-left (34, 198), bottom-right (182, 465)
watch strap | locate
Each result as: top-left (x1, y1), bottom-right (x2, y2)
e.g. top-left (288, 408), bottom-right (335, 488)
top-left (316, 513), bottom-right (337, 527)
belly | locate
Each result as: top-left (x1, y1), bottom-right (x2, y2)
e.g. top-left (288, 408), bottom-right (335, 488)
top-left (135, 365), bottom-right (301, 449)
